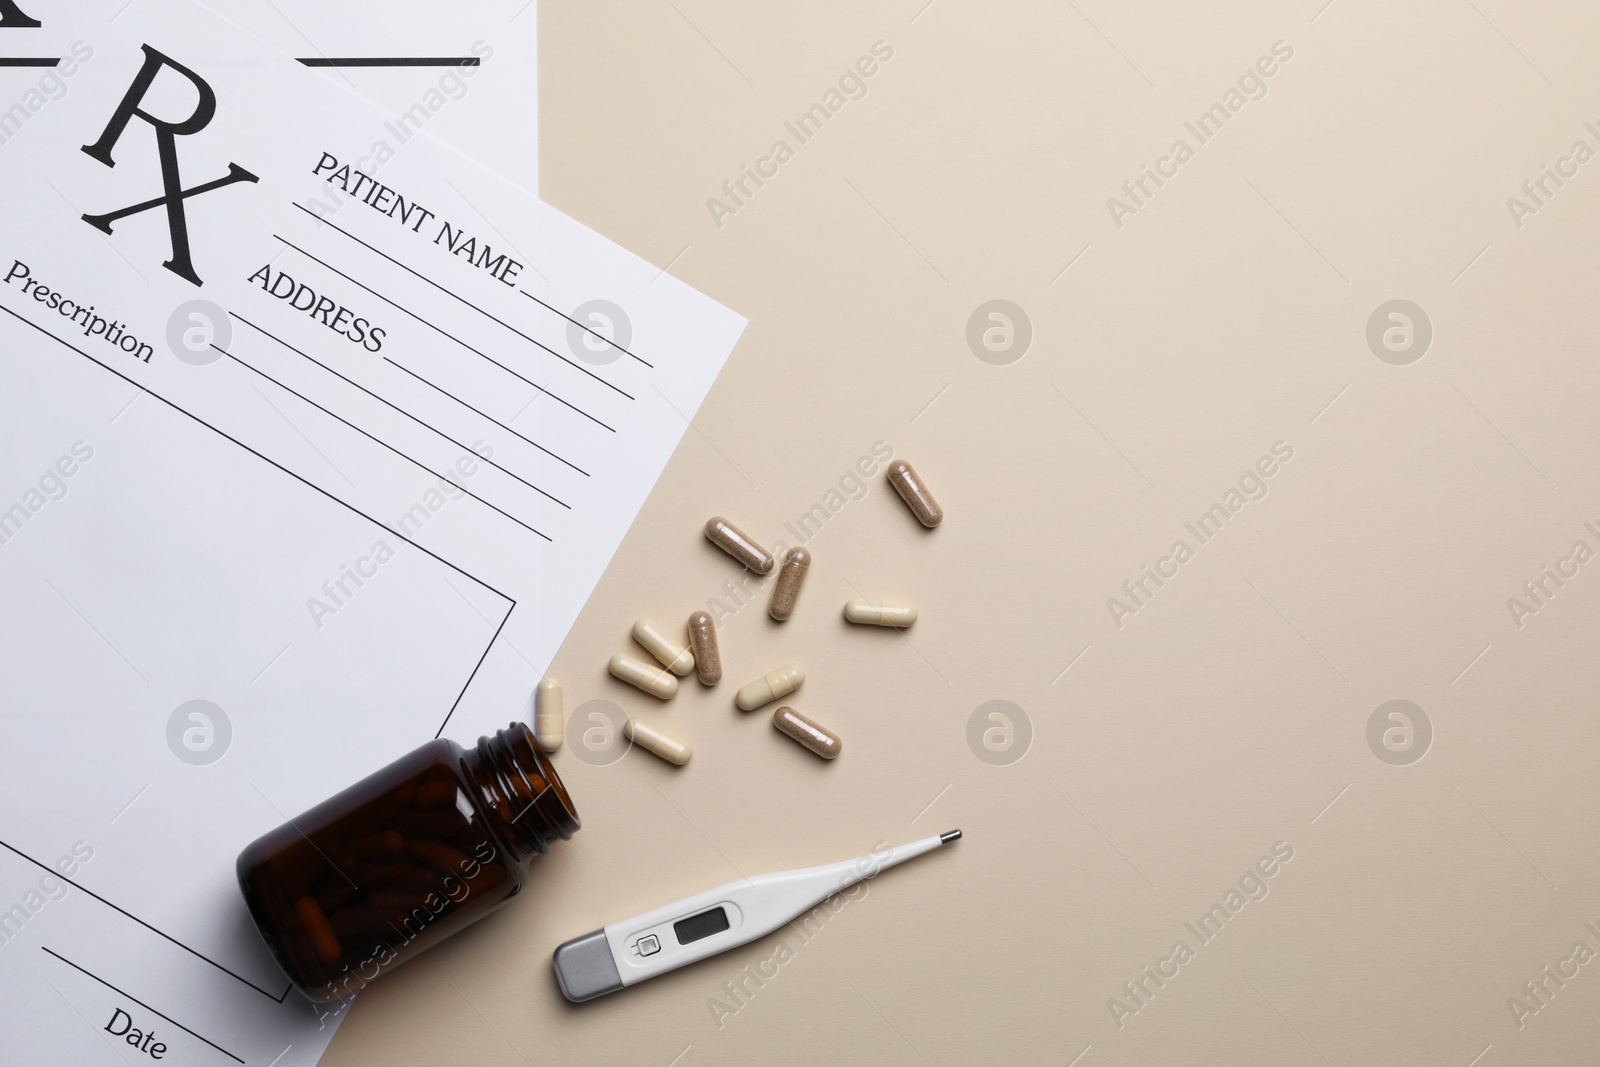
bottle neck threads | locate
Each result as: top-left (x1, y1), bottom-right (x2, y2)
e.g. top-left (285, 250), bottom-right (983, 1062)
top-left (463, 723), bottom-right (580, 863)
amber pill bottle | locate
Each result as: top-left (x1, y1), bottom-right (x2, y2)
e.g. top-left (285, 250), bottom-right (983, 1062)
top-left (236, 723), bottom-right (578, 1004)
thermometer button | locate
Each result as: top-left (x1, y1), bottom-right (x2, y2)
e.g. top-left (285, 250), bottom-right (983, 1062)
top-left (633, 935), bottom-right (661, 957)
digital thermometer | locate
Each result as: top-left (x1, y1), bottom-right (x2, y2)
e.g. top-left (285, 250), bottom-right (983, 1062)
top-left (552, 829), bottom-right (961, 1001)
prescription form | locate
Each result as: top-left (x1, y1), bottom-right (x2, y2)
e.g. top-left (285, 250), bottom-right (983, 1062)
top-left (0, 1), bottom-right (745, 1063)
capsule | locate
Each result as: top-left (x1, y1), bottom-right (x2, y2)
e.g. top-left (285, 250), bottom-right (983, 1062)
top-left (705, 516), bottom-right (775, 573)
top-left (633, 620), bottom-right (695, 676)
top-left (768, 547), bottom-right (811, 621)
top-left (535, 677), bottom-right (563, 752)
top-left (887, 460), bottom-right (942, 527)
top-left (843, 599), bottom-right (917, 628)
top-left (772, 706), bottom-right (841, 760)
top-left (625, 718), bottom-right (692, 765)
top-left (687, 611), bottom-right (722, 685)
top-left (295, 895), bottom-right (343, 965)
top-left (735, 663), bottom-right (804, 711)
top-left (609, 654), bottom-right (679, 699)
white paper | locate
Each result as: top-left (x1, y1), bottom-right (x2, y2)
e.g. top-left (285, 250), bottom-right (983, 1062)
top-left (0, 2), bottom-right (743, 1064)
top-left (2, 0), bottom-right (536, 191)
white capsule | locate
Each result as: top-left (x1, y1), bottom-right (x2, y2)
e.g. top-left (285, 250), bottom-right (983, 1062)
top-left (843, 599), bottom-right (918, 628)
top-left (535, 677), bottom-right (563, 752)
top-left (609, 654), bottom-right (679, 699)
top-left (625, 718), bottom-right (692, 765)
top-left (735, 663), bottom-right (804, 711)
top-left (632, 620), bottom-right (695, 676)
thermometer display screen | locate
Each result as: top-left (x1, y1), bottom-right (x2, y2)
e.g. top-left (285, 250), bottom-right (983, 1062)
top-left (673, 907), bottom-right (731, 945)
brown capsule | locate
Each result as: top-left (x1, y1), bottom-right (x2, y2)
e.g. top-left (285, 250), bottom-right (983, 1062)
top-left (887, 460), bottom-right (942, 527)
top-left (772, 706), bottom-right (841, 760)
top-left (705, 516), bottom-right (775, 573)
top-left (687, 611), bottom-right (722, 685)
top-left (768, 547), bottom-right (811, 621)
top-left (295, 895), bottom-right (343, 965)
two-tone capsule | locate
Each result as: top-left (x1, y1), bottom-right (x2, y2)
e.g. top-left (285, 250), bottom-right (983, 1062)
top-left (705, 517), bottom-right (774, 573)
top-left (735, 663), bottom-right (804, 711)
top-left (609, 654), bottom-right (679, 699)
top-left (633, 620), bottom-right (695, 676)
top-left (768, 547), bottom-right (811, 621)
top-left (535, 677), bottom-right (563, 752)
top-left (687, 611), bottom-right (721, 685)
top-left (843, 599), bottom-right (917, 627)
top-left (887, 460), bottom-right (942, 527)
top-left (625, 719), bottom-right (692, 765)
top-left (772, 706), bottom-right (841, 760)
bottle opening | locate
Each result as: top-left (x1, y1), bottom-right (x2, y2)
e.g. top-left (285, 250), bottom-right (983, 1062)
top-left (469, 722), bottom-right (580, 861)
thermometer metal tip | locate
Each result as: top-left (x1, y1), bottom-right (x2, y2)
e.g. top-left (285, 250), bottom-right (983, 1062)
top-left (554, 830), bottom-right (960, 1001)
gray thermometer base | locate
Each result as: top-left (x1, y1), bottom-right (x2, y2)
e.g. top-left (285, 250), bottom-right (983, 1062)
top-left (553, 929), bottom-right (624, 1002)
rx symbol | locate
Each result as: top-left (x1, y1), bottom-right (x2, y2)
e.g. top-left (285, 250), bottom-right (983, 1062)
top-left (80, 45), bottom-right (259, 286)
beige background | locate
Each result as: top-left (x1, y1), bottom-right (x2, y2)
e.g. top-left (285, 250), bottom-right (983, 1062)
top-left (327, 1), bottom-right (1600, 1064)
